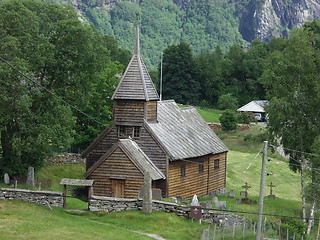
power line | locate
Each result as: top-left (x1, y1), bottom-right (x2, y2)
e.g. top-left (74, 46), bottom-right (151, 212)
top-left (180, 149), bottom-right (262, 167)
top-left (269, 144), bottom-right (320, 157)
top-left (0, 56), bottom-right (109, 128)
top-left (204, 207), bottom-right (320, 221)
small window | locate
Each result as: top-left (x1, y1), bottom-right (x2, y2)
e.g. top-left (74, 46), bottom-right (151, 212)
top-left (180, 165), bottom-right (186, 177)
top-left (214, 159), bottom-right (220, 169)
top-left (133, 126), bottom-right (141, 138)
top-left (118, 126), bottom-right (126, 137)
top-left (199, 162), bottom-right (204, 173)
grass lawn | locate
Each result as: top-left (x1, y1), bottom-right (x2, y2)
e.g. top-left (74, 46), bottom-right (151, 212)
top-left (0, 201), bottom-right (207, 240)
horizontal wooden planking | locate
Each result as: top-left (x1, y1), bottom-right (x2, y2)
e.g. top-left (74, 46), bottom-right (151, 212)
top-left (90, 148), bottom-right (145, 198)
top-left (168, 156), bottom-right (210, 199)
top-left (168, 153), bottom-right (227, 199)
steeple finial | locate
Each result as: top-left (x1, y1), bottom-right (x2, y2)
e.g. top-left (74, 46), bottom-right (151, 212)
top-left (134, 0), bottom-right (140, 55)
top-left (135, 25), bottom-right (140, 55)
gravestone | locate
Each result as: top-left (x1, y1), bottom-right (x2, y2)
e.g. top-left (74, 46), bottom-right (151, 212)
top-left (212, 196), bottom-right (218, 204)
top-left (215, 201), bottom-right (226, 210)
top-left (139, 188), bottom-right (162, 200)
top-left (267, 182), bottom-right (276, 199)
top-left (152, 188), bottom-right (162, 200)
top-left (240, 191), bottom-right (247, 196)
top-left (241, 182), bottom-right (251, 198)
top-left (236, 198), bottom-right (242, 204)
top-left (229, 189), bottom-right (235, 198)
top-left (200, 202), bottom-right (212, 209)
top-left (4, 173), bottom-right (10, 184)
top-left (142, 172), bottom-right (152, 214)
top-left (26, 166), bottom-right (35, 186)
top-left (171, 197), bottom-right (178, 203)
top-left (191, 194), bottom-right (199, 206)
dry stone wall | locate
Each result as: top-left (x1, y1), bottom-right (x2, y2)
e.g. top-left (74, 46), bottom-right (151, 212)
top-left (89, 195), bottom-right (245, 227)
top-left (0, 188), bottom-right (63, 208)
top-left (46, 153), bottom-right (84, 165)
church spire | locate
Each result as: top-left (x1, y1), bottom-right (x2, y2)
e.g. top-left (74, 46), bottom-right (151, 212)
top-left (134, 25), bottom-right (140, 55)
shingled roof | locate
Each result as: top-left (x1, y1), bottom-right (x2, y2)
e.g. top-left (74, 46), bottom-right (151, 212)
top-left (85, 139), bottom-right (165, 180)
top-left (147, 100), bottom-right (228, 160)
top-left (112, 26), bottom-right (159, 101)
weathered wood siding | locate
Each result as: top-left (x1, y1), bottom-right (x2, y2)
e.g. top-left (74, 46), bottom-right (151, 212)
top-left (113, 100), bottom-right (145, 125)
top-left (136, 125), bottom-right (167, 196)
top-left (86, 125), bottom-right (118, 170)
top-left (168, 156), bottom-right (209, 199)
top-left (89, 148), bottom-right (144, 198)
top-left (168, 152), bottom-right (227, 199)
top-left (208, 152), bottom-right (227, 193)
top-left (146, 101), bottom-right (157, 122)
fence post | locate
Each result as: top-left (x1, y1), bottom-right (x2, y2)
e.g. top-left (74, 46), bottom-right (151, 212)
top-left (213, 224), bottom-right (216, 240)
top-left (233, 223), bottom-right (235, 238)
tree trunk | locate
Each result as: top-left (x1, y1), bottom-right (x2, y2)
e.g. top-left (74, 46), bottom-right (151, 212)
top-left (316, 217), bottom-right (320, 240)
top-left (301, 157), bottom-right (307, 222)
top-left (307, 201), bottom-right (316, 235)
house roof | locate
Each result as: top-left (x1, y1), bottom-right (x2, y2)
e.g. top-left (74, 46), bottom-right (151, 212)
top-left (147, 100), bottom-right (228, 160)
top-left (112, 26), bottom-right (159, 101)
top-left (84, 139), bottom-right (165, 180)
top-left (237, 100), bottom-right (268, 113)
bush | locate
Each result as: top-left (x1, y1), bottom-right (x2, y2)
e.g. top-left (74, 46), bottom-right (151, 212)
top-left (238, 112), bottom-right (255, 124)
top-left (217, 94), bottom-right (238, 110)
top-left (219, 109), bottom-right (237, 131)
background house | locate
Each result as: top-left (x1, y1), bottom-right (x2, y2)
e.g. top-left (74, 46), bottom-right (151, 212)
top-left (237, 100), bottom-right (269, 121)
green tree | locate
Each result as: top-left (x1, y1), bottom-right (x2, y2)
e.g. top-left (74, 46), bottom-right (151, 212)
top-left (0, 0), bottom-right (112, 175)
top-left (195, 46), bottom-right (224, 107)
top-left (219, 110), bottom-right (237, 132)
top-left (161, 42), bottom-right (199, 104)
top-left (262, 25), bottom-right (320, 223)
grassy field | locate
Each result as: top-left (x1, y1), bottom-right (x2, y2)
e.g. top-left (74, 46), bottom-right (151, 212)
top-left (0, 107), bottom-right (312, 239)
top-left (0, 200), bottom-right (207, 240)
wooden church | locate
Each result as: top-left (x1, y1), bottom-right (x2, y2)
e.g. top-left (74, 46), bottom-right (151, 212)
top-left (82, 26), bottom-right (228, 199)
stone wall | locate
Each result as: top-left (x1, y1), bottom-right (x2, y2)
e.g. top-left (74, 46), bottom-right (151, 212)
top-left (89, 195), bottom-right (245, 227)
top-left (46, 153), bottom-right (84, 165)
top-left (208, 123), bottom-right (251, 132)
top-left (0, 188), bottom-right (63, 208)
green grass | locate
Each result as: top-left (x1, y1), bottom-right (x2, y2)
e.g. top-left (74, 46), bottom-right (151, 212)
top-left (195, 107), bottom-right (222, 123)
top-left (178, 104), bottom-right (222, 122)
top-left (36, 164), bottom-right (85, 191)
top-left (0, 201), bottom-right (207, 240)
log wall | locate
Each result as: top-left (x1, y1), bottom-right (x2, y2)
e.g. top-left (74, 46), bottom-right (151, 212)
top-left (146, 101), bottom-right (157, 122)
top-left (168, 152), bottom-right (227, 199)
top-left (86, 125), bottom-right (118, 170)
top-left (90, 148), bottom-right (144, 199)
top-left (113, 100), bottom-right (145, 125)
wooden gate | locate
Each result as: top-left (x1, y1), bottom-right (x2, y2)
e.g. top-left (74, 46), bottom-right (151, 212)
top-left (111, 179), bottom-right (125, 198)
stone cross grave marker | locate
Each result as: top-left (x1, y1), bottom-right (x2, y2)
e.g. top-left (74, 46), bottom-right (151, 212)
top-left (26, 167), bottom-right (35, 186)
top-left (4, 173), bottom-right (10, 184)
top-left (241, 182), bottom-right (251, 198)
top-left (142, 171), bottom-right (152, 214)
top-left (267, 182), bottom-right (276, 199)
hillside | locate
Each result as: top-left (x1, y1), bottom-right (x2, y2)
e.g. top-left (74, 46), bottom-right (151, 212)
top-left (43, 0), bottom-right (320, 68)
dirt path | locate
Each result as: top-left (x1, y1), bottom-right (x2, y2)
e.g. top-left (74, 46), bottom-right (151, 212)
top-left (82, 218), bottom-right (166, 240)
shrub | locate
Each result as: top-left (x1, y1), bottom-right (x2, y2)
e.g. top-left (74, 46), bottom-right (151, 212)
top-left (219, 109), bottom-right (237, 131)
top-left (238, 112), bottom-right (255, 124)
top-left (217, 94), bottom-right (238, 110)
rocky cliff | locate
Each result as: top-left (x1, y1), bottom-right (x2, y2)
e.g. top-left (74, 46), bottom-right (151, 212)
top-left (239, 0), bottom-right (320, 41)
